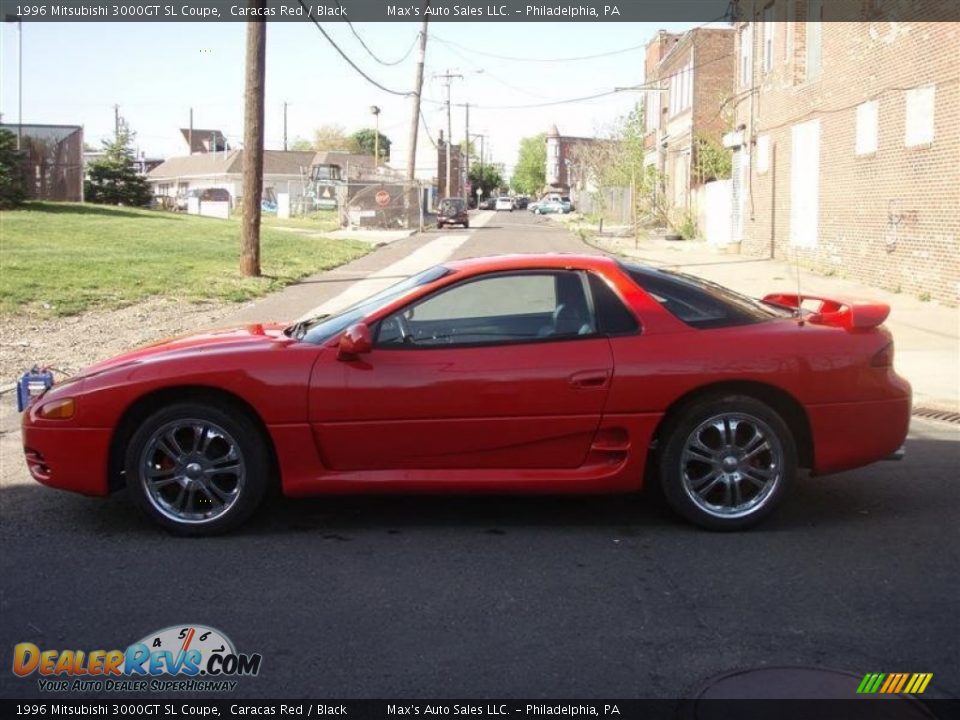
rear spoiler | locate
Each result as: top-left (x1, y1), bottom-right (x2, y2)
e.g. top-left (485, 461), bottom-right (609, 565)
top-left (762, 293), bottom-right (890, 329)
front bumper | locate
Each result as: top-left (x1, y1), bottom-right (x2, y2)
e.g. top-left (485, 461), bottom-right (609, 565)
top-left (21, 422), bottom-right (112, 496)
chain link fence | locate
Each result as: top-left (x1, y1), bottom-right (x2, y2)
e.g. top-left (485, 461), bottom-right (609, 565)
top-left (342, 181), bottom-right (425, 231)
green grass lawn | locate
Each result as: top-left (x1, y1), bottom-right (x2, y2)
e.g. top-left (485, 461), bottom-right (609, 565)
top-left (0, 202), bottom-right (368, 317)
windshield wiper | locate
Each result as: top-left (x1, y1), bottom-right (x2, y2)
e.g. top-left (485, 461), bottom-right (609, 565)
top-left (284, 314), bottom-right (331, 340)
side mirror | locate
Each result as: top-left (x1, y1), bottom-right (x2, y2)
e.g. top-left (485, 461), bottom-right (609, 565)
top-left (337, 322), bottom-right (372, 360)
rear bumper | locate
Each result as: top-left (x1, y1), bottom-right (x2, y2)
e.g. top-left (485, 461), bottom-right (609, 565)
top-left (808, 395), bottom-right (912, 475)
top-left (21, 423), bottom-right (112, 496)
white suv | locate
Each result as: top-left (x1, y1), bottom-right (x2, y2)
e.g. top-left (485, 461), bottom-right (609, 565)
top-left (495, 197), bottom-right (513, 211)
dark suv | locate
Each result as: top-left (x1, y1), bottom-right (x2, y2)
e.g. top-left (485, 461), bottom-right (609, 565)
top-left (437, 197), bottom-right (469, 229)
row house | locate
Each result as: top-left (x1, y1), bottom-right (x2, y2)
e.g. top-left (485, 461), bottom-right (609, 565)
top-left (728, 2), bottom-right (958, 304)
top-left (642, 26), bottom-right (736, 219)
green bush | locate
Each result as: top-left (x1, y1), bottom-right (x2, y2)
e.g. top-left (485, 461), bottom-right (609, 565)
top-left (0, 129), bottom-right (26, 209)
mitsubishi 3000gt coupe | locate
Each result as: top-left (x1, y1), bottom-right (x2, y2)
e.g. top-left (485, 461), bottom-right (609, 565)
top-left (20, 254), bottom-right (911, 535)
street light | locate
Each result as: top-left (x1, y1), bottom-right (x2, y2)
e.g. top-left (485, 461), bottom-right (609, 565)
top-left (369, 105), bottom-right (381, 168)
top-left (4, 14), bottom-right (22, 151)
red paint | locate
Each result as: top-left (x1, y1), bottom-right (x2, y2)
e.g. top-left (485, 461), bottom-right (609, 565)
top-left (21, 254), bottom-right (911, 504)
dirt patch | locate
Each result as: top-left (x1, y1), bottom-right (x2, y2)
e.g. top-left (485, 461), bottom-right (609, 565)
top-left (0, 298), bottom-right (243, 384)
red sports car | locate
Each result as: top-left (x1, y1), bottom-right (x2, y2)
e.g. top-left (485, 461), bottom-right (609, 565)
top-left (20, 254), bottom-right (910, 535)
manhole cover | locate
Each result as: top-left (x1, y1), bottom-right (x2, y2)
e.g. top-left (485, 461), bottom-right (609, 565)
top-left (683, 666), bottom-right (939, 719)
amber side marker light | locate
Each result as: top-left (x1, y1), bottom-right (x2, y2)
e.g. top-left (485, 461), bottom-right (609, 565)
top-left (38, 398), bottom-right (75, 419)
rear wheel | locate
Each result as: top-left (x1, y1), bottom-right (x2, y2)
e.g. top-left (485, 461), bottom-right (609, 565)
top-left (463, 221), bottom-right (470, 228)
top-left (658, 395), bottom-right (795, 531)
top-left (124, 402), bottom-right (270, 536)
top-left (437, 221), bottom-right (445, 229)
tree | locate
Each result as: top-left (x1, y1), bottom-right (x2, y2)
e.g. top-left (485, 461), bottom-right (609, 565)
top-left (311, 124), bottom-right (354, 152)
top-left (288, 137), bottom-right (313, 152)
top-left (510, 133), bottom-right (546, 196)
top-left (0, 129), bottom-right (26, 209)
top-left (83, 124), bottom-right (152, 207)
top-left (351, 128), bottom-right (391, 162)
top-left (468, 163), bottom-right (503, 200)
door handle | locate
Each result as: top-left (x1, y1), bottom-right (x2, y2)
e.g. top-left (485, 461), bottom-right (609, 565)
top-left (569, 370), bottom-right (610, 389)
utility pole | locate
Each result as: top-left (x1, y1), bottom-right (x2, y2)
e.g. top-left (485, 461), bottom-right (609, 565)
top-left (188, 108), bottom-right (193, 154)
top-left (282, 101), bottom-right (288, 151)
top-left (114, 104), bottom-right (120, 141)
top-left (463, 102), bottom-right (469, 204)
top-left (405, 8), bottom-right (429, 180)
top-left (4, 17), bottom-right (22, 150)
top-left (241, 3), bottom-right (266, 278)
top-left (370, 105), bottom-right (381, 167)
top-left (435, 69), bottom-right (462, 197)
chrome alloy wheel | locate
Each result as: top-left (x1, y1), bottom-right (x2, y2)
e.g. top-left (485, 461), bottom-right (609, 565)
top-left (680, 413), bottom-right (784, 519)
top-left (139, 419), bottom-right (245, 525)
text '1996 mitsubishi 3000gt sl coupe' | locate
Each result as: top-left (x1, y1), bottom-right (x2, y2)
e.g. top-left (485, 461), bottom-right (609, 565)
top-left (20, 254), bottom-right (910, 535)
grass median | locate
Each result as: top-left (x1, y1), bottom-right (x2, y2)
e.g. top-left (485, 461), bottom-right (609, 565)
top-left (0, 202), bottom-right (368, 317)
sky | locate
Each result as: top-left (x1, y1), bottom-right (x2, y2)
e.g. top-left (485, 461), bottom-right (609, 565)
top-left (0, 17), bottom-right (722, 178)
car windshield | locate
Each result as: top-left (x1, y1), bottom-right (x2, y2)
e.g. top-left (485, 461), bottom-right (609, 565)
top-left (292, 265), bottom-right (452, 343)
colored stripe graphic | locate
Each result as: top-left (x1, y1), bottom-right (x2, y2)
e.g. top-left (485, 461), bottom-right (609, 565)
top-left (858, 672), bottom-right (933, 694)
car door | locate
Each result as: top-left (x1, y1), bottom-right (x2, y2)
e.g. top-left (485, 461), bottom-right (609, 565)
top-left (309, 270), bottom-right (614, 471)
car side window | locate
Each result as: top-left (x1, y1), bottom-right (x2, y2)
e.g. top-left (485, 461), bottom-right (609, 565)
top-left (376, 271), bottom-right (596, 347)
top-left (587, 273), bottom-right (640, 335)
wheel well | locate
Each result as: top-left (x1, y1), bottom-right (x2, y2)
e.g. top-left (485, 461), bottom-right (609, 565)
top-left (107, 385), bottom-right (281, 493)
top-left (650, 381), bottom-right (814, 469)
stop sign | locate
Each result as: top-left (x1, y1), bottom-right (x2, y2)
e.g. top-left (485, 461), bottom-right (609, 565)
top-left (375, 190), bottom-right (390, 207)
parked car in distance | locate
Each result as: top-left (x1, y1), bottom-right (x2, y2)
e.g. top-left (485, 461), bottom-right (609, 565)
top-left (528, 200), bottom-right (541, 213)
top-left (478, 198), bottom-right (495, 210)
top-left (514, 196), bottom-right (529, 210)
top-left (175, 187), bottom-right (231, 211)
top-left (495, 196), bottom-right (514, 211)
top-left (19, 254), bottom-right (910, 535)
top-left (437, 197), bottom-right (469, 229)
top-left (536, 198), bottom-right (570, 215)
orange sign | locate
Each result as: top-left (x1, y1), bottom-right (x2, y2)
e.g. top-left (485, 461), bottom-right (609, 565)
top-left (375, 190), bottom-right (390, 207)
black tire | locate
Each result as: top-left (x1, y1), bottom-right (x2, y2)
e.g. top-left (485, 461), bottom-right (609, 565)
top-left (463, 222), bottom-right (470, 228)
top-left (437, 222), bottom-right (445, 229)
top-left (658, 395), bottom-right (796, 531)
top-left (124, 401), bottom-right (271, 536)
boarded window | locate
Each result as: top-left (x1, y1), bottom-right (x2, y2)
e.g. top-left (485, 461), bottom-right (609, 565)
top-left (855, 100), bottom-right (879, 155)
top-left (790, 119), bottom-right (820, 248)
top-left (756, 135), bottom-right (770, 173)
top-left (806, 0), bottom-right (822, 81)
top-left (905, 85), bottom-right (936, 147)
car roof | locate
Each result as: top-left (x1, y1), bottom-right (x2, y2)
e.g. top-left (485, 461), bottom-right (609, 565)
top-left (443, 253), bottom-right (620, 274)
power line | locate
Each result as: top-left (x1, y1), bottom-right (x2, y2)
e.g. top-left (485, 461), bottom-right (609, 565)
top-left (431, 34), bottom-right (649, 63)
top-left (333, 0), bottom-right (419, 66)
top-left (417, 47), bottom-right (735, 112)
top-left (419, 109), bottom-right (438, 149)
top-left (297, 0), bottom-right (412, 96)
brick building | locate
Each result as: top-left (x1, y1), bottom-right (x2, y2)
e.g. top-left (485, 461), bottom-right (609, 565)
top-left (728, 5), bottom-right (958, 304)
top-left (642, 26), bottom-right (735, 217)
top-left (545, 124), bottom-right (599, 194)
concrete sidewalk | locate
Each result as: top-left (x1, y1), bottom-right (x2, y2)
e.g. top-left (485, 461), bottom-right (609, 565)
top-left (590, 232), bottom-right (959, 413)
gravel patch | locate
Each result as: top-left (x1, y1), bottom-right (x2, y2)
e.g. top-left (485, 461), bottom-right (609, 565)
top-left (0, 298), bottom-right (241, 383)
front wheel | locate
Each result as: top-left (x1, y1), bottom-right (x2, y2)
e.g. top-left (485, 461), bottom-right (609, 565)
top-left (658, 395), bottom-right (796, 531)
top-left (124, 402), bottom-right (271, 536)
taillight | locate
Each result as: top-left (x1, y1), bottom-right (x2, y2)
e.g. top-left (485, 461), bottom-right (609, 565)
top-left (871, 342), bottom-right (894, 367)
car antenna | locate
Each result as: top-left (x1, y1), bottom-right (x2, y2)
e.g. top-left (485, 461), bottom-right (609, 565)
top-left (794, 246), bottom-right (805, 326)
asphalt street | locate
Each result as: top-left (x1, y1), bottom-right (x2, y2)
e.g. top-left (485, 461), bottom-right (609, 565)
top-left (1, 211), bottom-right (957, 701)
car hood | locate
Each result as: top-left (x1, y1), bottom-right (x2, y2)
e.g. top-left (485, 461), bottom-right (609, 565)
top-left (77, 323), bottom-right (293, 378)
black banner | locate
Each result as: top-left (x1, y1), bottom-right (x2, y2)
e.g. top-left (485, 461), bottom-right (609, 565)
top-left (1, 699), bottom-right (960, 720)
top-left (2, 0), bottom-right (958, 23)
